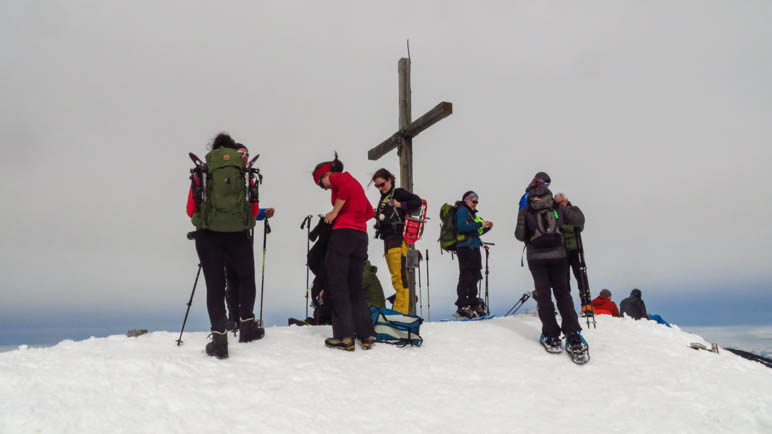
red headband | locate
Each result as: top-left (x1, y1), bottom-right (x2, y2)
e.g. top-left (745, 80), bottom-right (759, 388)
top-left (313, 164), bottom-right (332, 185)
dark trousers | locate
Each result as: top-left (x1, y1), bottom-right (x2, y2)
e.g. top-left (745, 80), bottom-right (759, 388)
top-left (456, 246), bottom-right (482, 308)
top-left (195, 230), bottom-right (256, 332)
top-left (566, 250), bottom-right (588, 305)
top-left (225, 262), bottom-right (240, 321)
top-left (325, 229), bottom-right (374, 339)
top-left (528, 258), bottom-right (581, 338)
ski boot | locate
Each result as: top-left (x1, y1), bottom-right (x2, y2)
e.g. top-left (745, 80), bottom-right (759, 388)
top-left (565, 332), bottom-right (590, 365)
top-left (540, 334), bottom-right (563, 354)
top-left (325, 337), bottom-right (355, 351)
top-left (205, 331), bottom-right (228, 359)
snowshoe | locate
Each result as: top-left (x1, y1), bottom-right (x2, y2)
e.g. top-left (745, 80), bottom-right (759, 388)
top-left (403, 199), bottom-right (428, 245)
top-left (325, 337), bottom-right (355, 351)
top-left (540, 334), bottom-right (563, 354)
top-left (205, 331), bottom-right (228, 359)
top-left (473, 299), bottom-right (488, 317)
top-left (455, 306), bottom-right (478, 319)
top-left (565, 333), bottom-right (590, 364)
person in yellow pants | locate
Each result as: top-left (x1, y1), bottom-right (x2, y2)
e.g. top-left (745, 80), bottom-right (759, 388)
top-left (371, 168), bottom-right (423, 314)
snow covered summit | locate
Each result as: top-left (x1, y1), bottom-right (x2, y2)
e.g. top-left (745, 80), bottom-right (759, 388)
top-left (1, 315), bottom-right (770, 433)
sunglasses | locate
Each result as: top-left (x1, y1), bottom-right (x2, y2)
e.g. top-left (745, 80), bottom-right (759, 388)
top-left (238, 151), bottom-right (249, 158)
top-left (471, 200), bottom-right (479, 204)
top-left (375, 182), bottom-right (386, 188)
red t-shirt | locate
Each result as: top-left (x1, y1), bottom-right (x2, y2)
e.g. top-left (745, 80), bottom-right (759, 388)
top-left (329, 172), bottom-right (375, 232)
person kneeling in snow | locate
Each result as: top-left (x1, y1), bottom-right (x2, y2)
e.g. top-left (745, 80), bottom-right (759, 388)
top-left (591, 289), bottom-right (619, 317)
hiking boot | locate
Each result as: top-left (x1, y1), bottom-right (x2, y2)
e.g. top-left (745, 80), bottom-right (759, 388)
top-left (225, 319), bottom-right (239, 334)
top-left (239, 317), bottom-right (265, 343)
top-left (205, 331), bottom-right (228, 359)
top-left (359, 336), bottom-right (376, 350)
top-left (325, 337), bottom-right (355, 351)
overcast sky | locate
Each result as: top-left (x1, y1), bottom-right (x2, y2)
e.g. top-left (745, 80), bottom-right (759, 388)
top-left (1, 1), bottom-right (770, 341)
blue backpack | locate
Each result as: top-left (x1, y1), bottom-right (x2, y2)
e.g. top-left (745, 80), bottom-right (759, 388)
top-left (370, 306), bottom-right (423, 347)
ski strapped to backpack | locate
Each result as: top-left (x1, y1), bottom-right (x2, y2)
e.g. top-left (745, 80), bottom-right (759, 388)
top-left (370, 306), bottom-right (423, 347)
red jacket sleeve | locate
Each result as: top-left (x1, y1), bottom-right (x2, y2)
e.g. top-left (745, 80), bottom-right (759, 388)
top-left (186, 176), bottom-right (200, 218)
top-left (186, 185), bottom-right (196, 217)
top-left (251, 202), bottom-right (260, 218)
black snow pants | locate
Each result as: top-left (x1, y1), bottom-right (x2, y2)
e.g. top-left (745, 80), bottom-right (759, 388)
top-left (456, 246), bottom-right (482, 309)
top-left (528, 258), bottom-right (581, 338)
top-left (195, 230), bottom-right (256, 333)
top-left (325, 229), bottom-right (375, 339)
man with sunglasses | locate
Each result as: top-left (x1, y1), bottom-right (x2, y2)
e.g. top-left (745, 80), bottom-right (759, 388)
top-left (454, 191), bottom-right (493, 318)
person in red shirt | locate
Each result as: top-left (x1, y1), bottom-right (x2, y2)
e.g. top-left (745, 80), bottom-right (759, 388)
top-left (591, 289), bottom-right (620, 317)
top-left (312, 153), bottom-right (376, 351)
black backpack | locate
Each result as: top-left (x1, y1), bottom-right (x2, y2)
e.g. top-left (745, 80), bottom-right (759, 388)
top-left (527, 192), bottom-right (563, 249)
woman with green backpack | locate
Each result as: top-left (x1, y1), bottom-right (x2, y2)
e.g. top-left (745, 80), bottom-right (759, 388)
top-left (186, 133), bottom-right (263, 359)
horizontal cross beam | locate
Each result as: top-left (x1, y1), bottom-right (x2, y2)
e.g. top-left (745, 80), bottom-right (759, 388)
top-left (368, 101), bottom-right (453, 161)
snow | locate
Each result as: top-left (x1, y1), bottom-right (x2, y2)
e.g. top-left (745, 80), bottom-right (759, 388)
top-left (1, 315), bottom-right (771, 434)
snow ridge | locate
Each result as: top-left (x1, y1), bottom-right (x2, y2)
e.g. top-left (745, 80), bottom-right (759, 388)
top-left (1, 315), bottom-right (771, 433)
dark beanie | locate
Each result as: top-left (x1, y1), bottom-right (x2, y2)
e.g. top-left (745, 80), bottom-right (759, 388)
top-left (631, 288), bottom-right (642, 298)
top-left (534, 172), bottom-right (551, 183)
top-left (600, 289), bottom-right (612, 298)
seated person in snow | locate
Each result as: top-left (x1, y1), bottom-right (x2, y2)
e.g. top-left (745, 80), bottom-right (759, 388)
top-left (620, 288), bottom-right (648, 320)
top-left (591, 289), bottom-right (619, 317)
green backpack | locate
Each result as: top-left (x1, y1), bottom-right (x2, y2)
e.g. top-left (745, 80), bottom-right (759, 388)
top-left (438, 203), bottom-right (466, 252)
top-left (191, 148), bottom-right (255, 232)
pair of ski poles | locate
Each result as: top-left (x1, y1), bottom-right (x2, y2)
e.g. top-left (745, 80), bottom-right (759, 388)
top-left (414, 249), bottom-right (431, 321)
top-left (176, 218), bottom-right (271, 346)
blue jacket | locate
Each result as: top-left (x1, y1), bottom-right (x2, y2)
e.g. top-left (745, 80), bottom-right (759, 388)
top-left (256, 208), bottom-right (267, 221)
top-left (455, 206), bottom-right (489, 248)
top-left (518, 188), bottom-right (529, 210)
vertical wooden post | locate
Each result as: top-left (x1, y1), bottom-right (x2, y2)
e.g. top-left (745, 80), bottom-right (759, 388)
top-left (398, 57), bottom-right (416, 315)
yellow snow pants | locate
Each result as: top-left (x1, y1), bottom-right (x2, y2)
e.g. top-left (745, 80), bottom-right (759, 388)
top-left (384, 238), bottom-right (409, 314)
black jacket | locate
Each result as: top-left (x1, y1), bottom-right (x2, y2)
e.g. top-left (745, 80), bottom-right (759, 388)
top-left (374, 187), bottom-right (422, 240)
top-left (620, 293), bottom-right (648, 320)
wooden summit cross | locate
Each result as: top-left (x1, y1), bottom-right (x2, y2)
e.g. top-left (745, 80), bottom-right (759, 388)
top-left (368, 57), bottom-right (453, 315)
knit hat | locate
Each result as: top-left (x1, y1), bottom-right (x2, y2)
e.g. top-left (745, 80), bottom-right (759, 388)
top-left (534, 172), bottom-right (551, 183)
top-left (600, 289), bottom-right (612, 298)
top-left (631, 288), bottom-right (642, 298)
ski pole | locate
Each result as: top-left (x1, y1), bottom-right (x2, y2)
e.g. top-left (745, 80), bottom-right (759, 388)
top-left (505, 292), bottom-right (531, 317)
top-left (484, 244), bottom-right (490, 315)
top-left (417, 250), bottom-right (423, 317)
top-left (574, 228), bottom-right (596, 329)
top-left (258, 218), bottom-right (271, 329)
top-left (176, 263), bottom-right (202, 346)
top-left (300, 215), bottom-right (313, 319)
top-left (425, 249), bottom-right (431, 321)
